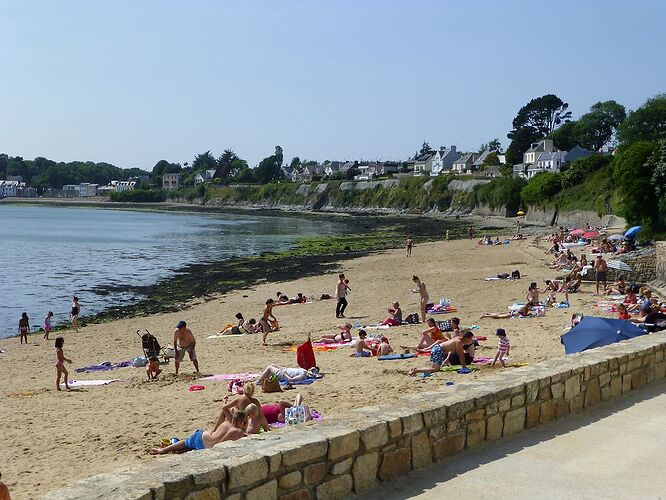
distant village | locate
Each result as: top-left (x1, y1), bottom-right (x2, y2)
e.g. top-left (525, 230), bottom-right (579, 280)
top-left (0, 140), bottom-right (613, 199)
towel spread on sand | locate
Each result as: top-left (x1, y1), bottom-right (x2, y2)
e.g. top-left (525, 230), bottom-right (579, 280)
top-left (280, 378), bottom-right (319, 386)
top-left (75, 361), bottom-right (131, 373)
top-left (60, 379), bottom-right (121, 387)
top-left (207, 333), bottom-right (246, 339)
top-left (201, 373), bottom-right (260, 382)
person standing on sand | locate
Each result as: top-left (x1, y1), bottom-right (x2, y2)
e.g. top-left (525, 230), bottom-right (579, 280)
top-left (43, 311), bottom-right (54, 340)
top-left (335, 273), bottom-right (348, 318)
top-left (55, 336), bottom-right (72, 391)
top-left (173, 320), bottom-right (199, 375)
top-left (18, 312), bottom-right (30, 344)
top-left (445, 229), bottom-right (450, 240)
top-left (412, 275), bottom-right (429, 322)
top-left (70, 296), bottom-right (80, 332)
top-left (405, 234), bottom-right (414, 257)
top-left (595, 255), bottom-right (609, 295)
top-left (261, 299), bottom-right (277, 345)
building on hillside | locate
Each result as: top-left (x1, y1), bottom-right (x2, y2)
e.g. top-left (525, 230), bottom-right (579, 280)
top-left (62, 185), bottom-right (79, 197)
top-left (115, 181), bottom-right (136, 192)
top-left (472, 148), bottom-right (500, 172)
top-left (79, 183), bottom-right (99, 197)
top-left (451, 153), bottom-right (479, 174)
top-left (162, 173), bottom-right (181, 190)
top-left (194, 169), bottom-right (217, 185)
top-left (526, 151), bottom-right (567, 179)
top-left (430, 146), bottom-right (460, 176)
top-left (413, 152), bottom-right (436, 176)
top-left (324, 161), bottom-right (354, 178)
top-left (523, 139), bottom-right (556, 165)
top-left (564, 145), bottom-right (595, 163)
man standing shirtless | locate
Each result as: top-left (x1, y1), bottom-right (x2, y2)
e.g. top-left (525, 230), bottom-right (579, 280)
top-left (173, 320), bottom-right (199, 375)
top-left (595, 255), bottom-right (609, 295)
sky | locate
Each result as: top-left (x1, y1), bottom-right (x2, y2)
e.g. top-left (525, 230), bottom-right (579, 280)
top-left (1, 0), bottom-right (665, 171)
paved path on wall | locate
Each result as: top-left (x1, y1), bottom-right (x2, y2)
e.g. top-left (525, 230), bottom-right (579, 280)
top-left (363, 380), bottom-right (666, 500)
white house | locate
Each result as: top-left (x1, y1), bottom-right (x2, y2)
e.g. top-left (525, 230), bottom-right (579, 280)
top-left (194, 169), bottom-right (217, 185)
top-left (115, 181), bottom-right (136, 192)
top-left (452, 153), bottom-right (479, 174)
top-left (0, 180), bottom-right (23, 197)
top-left (526, 151), bottom-right (567, 179)
top-left (430, 146), bottom-right (460, 176)
top-left (523, 139), bottom-right (556, 165)
top-left (63, 185), bottom-right (79, 197)
top-left (162, 173), bottom-right (181, 190)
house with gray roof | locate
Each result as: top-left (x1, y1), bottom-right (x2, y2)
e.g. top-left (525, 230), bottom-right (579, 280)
top-left (413, 152), bottom-right (436, 176)
top-left (452, 153), bottom-right (479, 174)
top-left (564, 146), bottom-right (595, 163)
top-left (430, 146), bottom-right (461, 176)
top-left (472, 148), bottom-right (499, 171)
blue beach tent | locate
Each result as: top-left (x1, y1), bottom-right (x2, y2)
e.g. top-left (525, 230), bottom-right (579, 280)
top-left (560, 316), bottom-right (647, 354)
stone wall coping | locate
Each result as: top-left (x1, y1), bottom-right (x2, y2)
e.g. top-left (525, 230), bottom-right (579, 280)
top-left (42, 332), bottom-right (666, 500)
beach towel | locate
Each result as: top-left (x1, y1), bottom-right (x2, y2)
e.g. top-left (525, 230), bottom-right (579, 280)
top-left (441, 365), bottom-right (479, 372)
top-left (280, 378), bottom-right (317, 386)
top-left (207, 333), bottom-right (246, 339)
top-left (75, 361), bottom-right (131, 373)
top-left (201, 373), bottom-right (260, 382)
top-left (60, 379), bottom-right (120, 387)
top-left (378, 353), bottom-right (416, 360)
top-left (484, 277), bottom-right (501, 281)
top-left (311, 341), bottom-right (351, 349)
top-left (426, 306), bottom-right (458, 314)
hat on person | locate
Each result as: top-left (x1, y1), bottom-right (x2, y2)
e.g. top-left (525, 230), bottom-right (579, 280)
top-left (176, 320), bottom-right (186, 328)
top-left (496, 328), bottom-right (506, 336)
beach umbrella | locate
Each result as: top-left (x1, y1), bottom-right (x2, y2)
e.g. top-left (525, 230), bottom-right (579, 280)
top-left (570, 228), bottom-right (585, 236)
top-left (560, 316), bottom-right (646, 354)
top-left (607, 260), bottom-right (632, 272)
top-left (607, 234), bottom-right (624, 241)
top-left (582, 230), bottom-right (599, 239)
top-left (625, 226), bottom-right (642, 238)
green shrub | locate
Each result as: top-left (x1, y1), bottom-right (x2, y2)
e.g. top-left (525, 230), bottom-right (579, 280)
top-left (109, 189), bottom-right (166, 202)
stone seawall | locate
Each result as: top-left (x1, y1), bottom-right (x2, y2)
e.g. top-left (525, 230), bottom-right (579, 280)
top-left (43, 332), bottom-right (666, 500)
top-left (655, 242), bottom-right (666, 289)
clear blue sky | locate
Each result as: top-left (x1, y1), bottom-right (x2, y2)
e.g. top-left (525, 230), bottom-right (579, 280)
top-left (1, 0), bottom-right (664, 170)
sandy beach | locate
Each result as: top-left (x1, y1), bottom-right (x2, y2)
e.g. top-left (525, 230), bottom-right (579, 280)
top-left (2, 233), bottom-right (615, 498)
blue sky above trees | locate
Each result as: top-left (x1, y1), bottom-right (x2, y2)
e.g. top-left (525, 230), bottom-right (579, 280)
top-left (1, 0), bottom-right (665, 169)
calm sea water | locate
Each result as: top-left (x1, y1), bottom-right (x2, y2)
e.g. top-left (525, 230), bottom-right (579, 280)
top-left (0, 205), bottom-right (339, 338)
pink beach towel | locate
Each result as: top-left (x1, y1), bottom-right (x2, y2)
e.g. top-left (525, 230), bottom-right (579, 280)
top-left (201, 373), bottom-right (260, 382)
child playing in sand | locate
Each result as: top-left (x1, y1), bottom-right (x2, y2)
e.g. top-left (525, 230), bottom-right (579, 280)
top-left (18, 312), bottom-right (30, 344)
top-left (378, 336), bottom-right (393, 356)
top-left (317, 323), bottom-right (353, 343)
top-left (55, 337), bottom-right (72, 391)
top-left (146, 355), bottom-right (162, 380)
top-left (492, 328), bottom-right (510, 367)
top-left (351, 329), bottom-right (372, 357)
top-left (43, 311), bottom-right (54, 340)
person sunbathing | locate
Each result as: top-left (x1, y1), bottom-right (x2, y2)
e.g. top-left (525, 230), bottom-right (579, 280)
top-left (408, 331), bottom-right (474, 375)
top-left (149, 409), bottom-right (247, 454)
top-left (604, 277), bottom-right (626, 295)
top-left (481, 302), bottom-right (532, 319)
top-left (548, 252), bottom-right (569, 269)
top-left (255, 365), bottom-right (320, 386)
top-left (317, 323), bottom-right (353, 343)
top-left (400, 318), bottom-right (448, 351)
top-left (382, 302), bottom-right (403, 326)
top-left (214, 382), bottom-right (267, 431)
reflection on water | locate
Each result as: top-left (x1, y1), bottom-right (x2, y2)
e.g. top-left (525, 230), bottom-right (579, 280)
top-left (0, 205), bottom-right (339, 338)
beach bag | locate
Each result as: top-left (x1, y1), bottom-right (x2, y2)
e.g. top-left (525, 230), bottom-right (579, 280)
top-left (285, 405), bottom-right (306, 425)
top-left (511, 270), bottom-right (521, 280)
top-left (131, 355), bottom-right (147, 367)
top-left (405, 313), bottom-right (419, 324)
top-left (261, 375), bottom-right (282, 393)
top-left (320, 294), bottom-right (331, 300)
top-left (296, 340), bottom-right (317, 370)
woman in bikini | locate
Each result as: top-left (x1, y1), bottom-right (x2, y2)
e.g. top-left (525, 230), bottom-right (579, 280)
top-left (412, 275), bottom-right (429, 322)
top-left (317, 323), bottom-right (353, 343)
top-left (71, 296), bottom-right (80, 332)
top-left (18, 312), bottom-right (30, 344)
top-left (526, 282), bottom-right (540, 306)
top-left (481, 302), bottom-right (532, 319)
top-left (260, 299), bottom-right (277, 345)
top-left (604, 276), bottom-right (626, 295)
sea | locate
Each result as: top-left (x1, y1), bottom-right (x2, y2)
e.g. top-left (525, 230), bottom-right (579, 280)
top-left (0, 204), bottom-right (340, 338)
